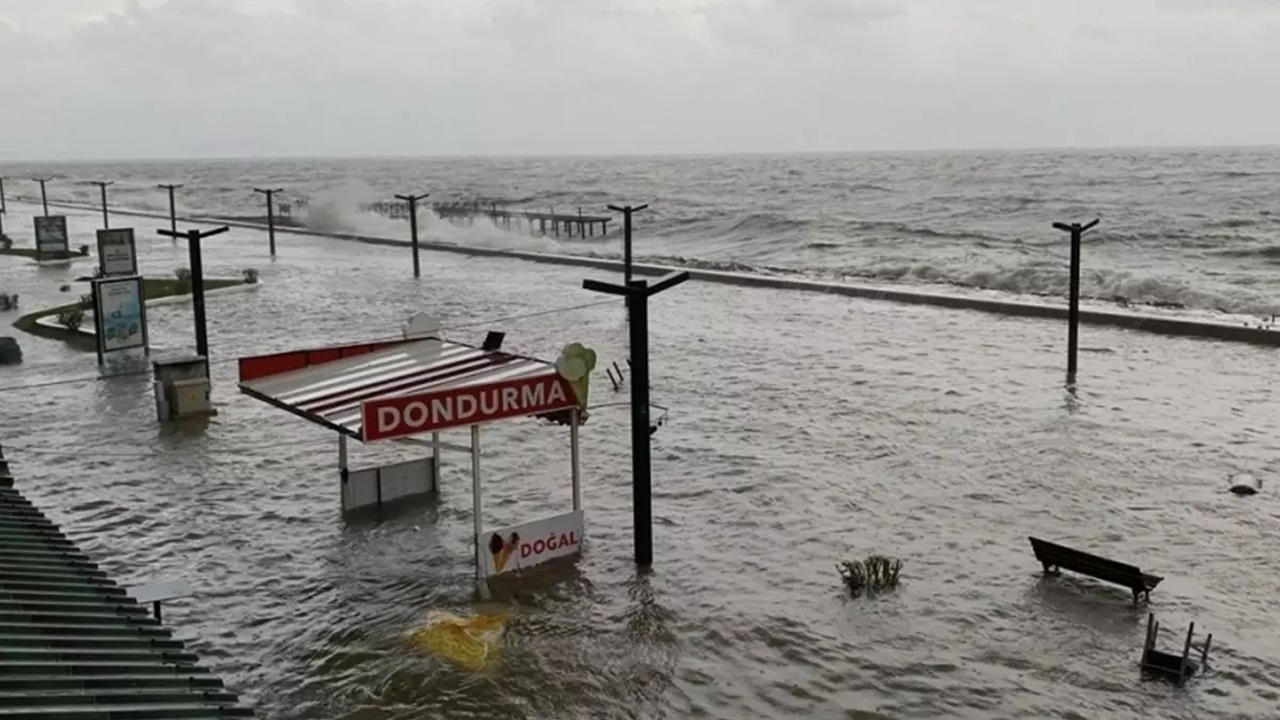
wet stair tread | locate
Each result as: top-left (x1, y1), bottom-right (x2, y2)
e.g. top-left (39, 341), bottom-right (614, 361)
top-left (0, 688), bottom-right (241, 705)
top-left (0, 600), bottom-right (149, 616)
top-left (0, 702), bottom-right (255, 718)
top-left (0, 677), bottom-right (223, 693)
top-left (0, 635), bottom-right (183, 650)
top-left (0, 660), bottom-right (206, 676)
top-left (0, 623), bottom-right (171, 637)
top-left (0, 647), bottom-right (200, 662)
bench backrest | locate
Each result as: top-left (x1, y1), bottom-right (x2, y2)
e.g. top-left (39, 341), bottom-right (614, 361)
top-left (1029, 537), bottom-right (1144, 584)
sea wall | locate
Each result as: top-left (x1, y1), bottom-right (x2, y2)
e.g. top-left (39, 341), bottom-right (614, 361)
top-left (18, 198), bottom-right (1280, 348)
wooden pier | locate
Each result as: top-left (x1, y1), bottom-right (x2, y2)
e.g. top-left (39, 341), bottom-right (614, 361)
top-left (276, 197), bottom-right (612, 238)
top-left (434, 202), bottom-right (612, 239)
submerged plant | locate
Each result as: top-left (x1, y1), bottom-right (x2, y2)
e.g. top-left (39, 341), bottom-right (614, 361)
top-left (0, 235), bottom-right (11, 249)
top-left (837, 555), bottom-right (903, 598)
top-left (78, 294), bottom-right (94, 311)
top-left (56, 308), bottom-right (84, 331)
top-left (242, 268), bottom-right (259, 284)
top-left (0, 292), bottom-right (18, 311)
top-left (78, 244), bottom-right (89, 256)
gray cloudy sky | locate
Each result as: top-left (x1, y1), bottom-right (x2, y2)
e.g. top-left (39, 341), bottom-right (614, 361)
top-left (1, 0), bottom-right (1278, 160)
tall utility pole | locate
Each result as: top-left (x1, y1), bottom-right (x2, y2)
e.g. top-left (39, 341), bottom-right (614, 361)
top-left (608, 204), bottom-right (647, 312)
top-left (157, 225), bottom-right (230, 359)
top-left (89, 180), bottom-right (114, 229)
top-left (156, 184), bottom-right (184, 241)
top-left (253, 187), bottom-right (284, 256)
top-left (394, 192), bottom-right (430, 278)
top-left (0, 176), bottom-right (8, 215)
top-left (1052, 218), bottom-right (1100, 389)
top-left (31, 177), bottom-right (52, 216)
top-left (582, 269), bottom-right (689, 568)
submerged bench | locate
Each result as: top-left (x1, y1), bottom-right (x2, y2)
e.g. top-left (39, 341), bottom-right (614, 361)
top-left (1029, 537), bottom-right (1163, 604)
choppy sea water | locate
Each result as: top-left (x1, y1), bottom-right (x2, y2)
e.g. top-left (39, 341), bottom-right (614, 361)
top-left (4, 148), bottom-right (1280, 318)
top-left (0, 151), bottom-right (1278, 719)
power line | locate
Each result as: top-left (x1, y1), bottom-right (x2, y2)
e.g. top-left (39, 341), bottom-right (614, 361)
top-left (0, 440), bottom-right (332, 460)
top-left (0, 299), bottom-right (620, 395)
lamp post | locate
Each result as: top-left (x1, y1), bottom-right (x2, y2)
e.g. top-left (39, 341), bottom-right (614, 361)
top-left (31, 177), bottom-right (52, 216)
top-left (581, 269), bottom-right (689, 568)
top-left (156, 184), bottom-right (184, 242)
top-left (253, 187), bottom-right (284, 256)
top-left (608, 204), bottom-right (647, 312)
top-left (89, 180), bottom-right (114, 228)
top-left (394, 191), bottom-right (430, 278)
top-left (157, 225), bottom-right (230, 359)
top-left (1051, 218), bottom-right (1101, 389)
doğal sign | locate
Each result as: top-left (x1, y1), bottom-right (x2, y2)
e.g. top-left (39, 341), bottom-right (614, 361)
top-left (479, 510), bottom-right (584, 578)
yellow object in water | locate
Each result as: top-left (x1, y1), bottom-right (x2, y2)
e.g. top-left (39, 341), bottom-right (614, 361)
top-left (408, 610), bottom-right (511, 672)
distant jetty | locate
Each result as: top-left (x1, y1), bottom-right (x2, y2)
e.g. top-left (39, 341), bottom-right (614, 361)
top-left (275, 197), bottom-right (612, 239)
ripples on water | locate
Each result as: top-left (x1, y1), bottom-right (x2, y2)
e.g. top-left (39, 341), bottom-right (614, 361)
top-left (5, 148), bottom-right (1280, 316)
top-left (2, 206), bottom-right (1279, 719)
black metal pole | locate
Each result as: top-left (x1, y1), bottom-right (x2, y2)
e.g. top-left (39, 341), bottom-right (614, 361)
top-left (158, 184), bottom-right (183, 242)
top-left (582, 269), bottom-right (688, 568)
top-left (627, 279), bottom-right (653, 565)
top-left (254, 187), bottom-right (283, 256)
top-left (32, 178), bottom-right (51, 216)
top-left (607, 204), bottom-right (648, 311)
top-left (0, 177), bottom-right (7, 214)
top-left (91, 181), bottom-right (113, 229)
top-left (189, 231), bottom-right (208, 358)
top-left (158, 225), bottom-right (228, 360)
top-left (395, 192), bottom-right (429, 278)
top-left (1052, 219), bottom-right (1100, 388)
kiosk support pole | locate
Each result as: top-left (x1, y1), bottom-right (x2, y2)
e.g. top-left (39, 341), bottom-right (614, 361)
top-left (471, 425), bottom-right (483, 584)
top-left (431, 432), bottom-right (441, 487)
top-left (338, 434), bottom-right (348, 473)
top-left (570, 409), bottom-right (582, 511)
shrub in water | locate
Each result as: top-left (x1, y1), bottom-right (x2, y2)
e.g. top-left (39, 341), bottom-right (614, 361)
top-left (56, 308), bottom-right (84, 331)
top-left (78, 244), bottom-right (89, 256)
top-left (78, 294), bottom-right (94, 311)
top-left (837, 555), bottom-right (903, 598)
top-left (0, 235), bottom-right (11, 250)
top-left (0, 292), bottom-right (18, 311)
top-left (243, 268), bottom-right (259, 284)
top-left (175, 267), bottom-right (192, 282)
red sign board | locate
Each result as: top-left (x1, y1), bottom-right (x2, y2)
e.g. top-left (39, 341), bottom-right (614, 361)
top-left (361, 372), bottom-right (577, 441)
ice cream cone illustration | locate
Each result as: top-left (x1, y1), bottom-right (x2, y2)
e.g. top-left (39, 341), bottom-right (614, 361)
top-left (488, 532), bottom-right (519, 573)
top-left (555, 343), bottom-right (597, 410)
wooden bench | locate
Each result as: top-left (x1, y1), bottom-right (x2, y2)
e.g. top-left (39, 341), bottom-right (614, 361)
top-left (1029, 537), bottom-right (1163, 604)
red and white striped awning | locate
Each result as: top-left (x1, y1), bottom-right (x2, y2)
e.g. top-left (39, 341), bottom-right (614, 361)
top-left (237, 336), bottom-right (578, 442)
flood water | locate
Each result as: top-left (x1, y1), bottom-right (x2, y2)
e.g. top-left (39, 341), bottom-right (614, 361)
top-left (2, 202), bottom-right (1279, 720)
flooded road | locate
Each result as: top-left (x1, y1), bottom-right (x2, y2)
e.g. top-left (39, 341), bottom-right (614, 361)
top-left (2, 203), bottom-right (1278, 719)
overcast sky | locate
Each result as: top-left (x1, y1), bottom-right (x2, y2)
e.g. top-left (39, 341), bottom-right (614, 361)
top-left (1, 0), bottom-right (1278, 160)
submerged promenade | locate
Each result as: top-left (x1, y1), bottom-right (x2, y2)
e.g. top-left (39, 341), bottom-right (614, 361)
top-left (20, 196), bottom-right (1280, 348)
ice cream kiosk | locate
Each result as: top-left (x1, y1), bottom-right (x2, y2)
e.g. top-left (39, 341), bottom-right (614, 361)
top-left (236, 316), bottom-right (597, 585)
